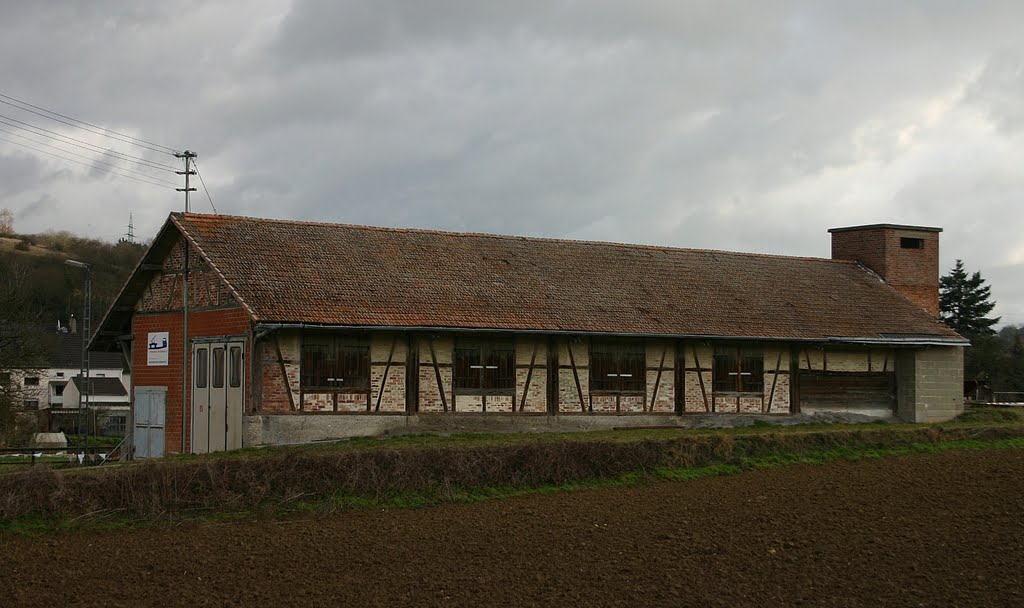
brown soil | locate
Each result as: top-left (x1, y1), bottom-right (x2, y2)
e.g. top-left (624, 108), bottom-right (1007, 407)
top-left (2, 449), bottom-right (1023, 607)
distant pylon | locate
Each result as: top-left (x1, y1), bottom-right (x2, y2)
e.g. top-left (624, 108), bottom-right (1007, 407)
top-left (124, 213), bottom-right (136, 243)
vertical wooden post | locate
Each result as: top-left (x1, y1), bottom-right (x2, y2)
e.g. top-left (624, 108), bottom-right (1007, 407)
top-left (674, 341), bottom-right (684, 415)
top-left (406, 333), bottom-right (419, 414)
top-left (546, 335), bottom-right (559, 414)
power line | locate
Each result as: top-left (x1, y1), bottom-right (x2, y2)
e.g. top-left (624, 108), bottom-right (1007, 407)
top-left (0, 124), bottom-right (178, 184)
top-left (0, 95), bottom-right (177, 157)
top-left (0, 136), bottom-right (178, 189)
top-left (193, 160), bottom-right (218, 213)
top-left (0, 113), bottom-right (179, 171)
top-left (0, 91), bottom-right (179, 155)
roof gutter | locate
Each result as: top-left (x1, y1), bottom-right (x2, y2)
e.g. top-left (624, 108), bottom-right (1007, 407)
top-left (252, 322), bottom-right (968, 348)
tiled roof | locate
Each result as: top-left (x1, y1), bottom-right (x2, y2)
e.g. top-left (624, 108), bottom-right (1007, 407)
top-left (47, 332), bottom-right (128, 370)
top-left (70, 376), bottom-right (128, 397)
top-left (169, 213), bottom-right (964, 343)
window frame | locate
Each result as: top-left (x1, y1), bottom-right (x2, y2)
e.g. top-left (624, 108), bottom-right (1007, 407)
top-left (900, 237), bottom-right (924, 249)
top-left (229, 346), bottom-right (242, 388)
top-left (300, 334), bottom-right (371, 393)
top-left (712, 346), bottom-right (764, 394)
top-left (24, 376), bottom-right (40, 386)
top-left (195, 347), bottom-right (209, 389)
top-left (212, 347), bottom-right (226, 389)
top-left (589, 340), bottom-right (646, 395)
top-left (453, 338), bottom-right (516, 395)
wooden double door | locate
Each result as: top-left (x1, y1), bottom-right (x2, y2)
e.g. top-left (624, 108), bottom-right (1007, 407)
top-left (192, 339), bottom-right (245, 453)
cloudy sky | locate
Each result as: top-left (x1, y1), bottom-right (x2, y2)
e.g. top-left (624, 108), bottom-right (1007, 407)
top-left (1, 1), bottom-right (1022, 324)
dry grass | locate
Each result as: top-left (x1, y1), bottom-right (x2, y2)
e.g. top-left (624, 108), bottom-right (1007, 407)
top-left (2, 423), bottom-right (1021, 525)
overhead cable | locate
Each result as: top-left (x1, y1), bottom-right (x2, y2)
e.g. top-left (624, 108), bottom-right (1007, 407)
top-left (0, 135), bottom-right (178, 189)
top-left (0, 94), bottom-right (179, 157)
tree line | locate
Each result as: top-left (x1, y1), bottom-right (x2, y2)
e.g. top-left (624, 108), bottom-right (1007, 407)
top-left (939, 259), bottom-right (1022, 396)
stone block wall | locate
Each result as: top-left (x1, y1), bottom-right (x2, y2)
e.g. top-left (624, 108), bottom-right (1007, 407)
top-left (896, 346), bottom-right (964, 422)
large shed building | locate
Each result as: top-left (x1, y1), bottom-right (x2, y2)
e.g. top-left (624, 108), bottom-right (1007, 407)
top-left (92, 214), bottom-right (966, 457)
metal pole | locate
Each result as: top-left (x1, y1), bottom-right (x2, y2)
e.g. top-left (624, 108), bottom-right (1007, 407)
top-left (174, 150), bottom-right (197, 455)
top-left (84, 267), bottom-right (91, 454)
top-left (65, 259), bottom-right (91, 462)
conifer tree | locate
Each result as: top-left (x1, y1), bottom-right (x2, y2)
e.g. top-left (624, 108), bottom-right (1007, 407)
top-left (939, 259), bottom-right (999, 340)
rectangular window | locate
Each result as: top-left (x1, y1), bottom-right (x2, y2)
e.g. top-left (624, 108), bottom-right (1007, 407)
top-left (23, 399), bottom-right (39, 409)
top-left (24, 376), bottom-right (39, 386)
top-left (229, 346), bottom-right (242, 388)
top-left (713, 347), bottom-right (764, 393)
top-left (590, 341), bottom-right (646, 393)
top-left (54, 383), bottom-right (65, 396)
top-left (195, 347), bottom-right (209, 389)
top-left (56, 372), bottom-right (64, 378)
top-left (453, 339), bottom-right (515, 393)
top-left (212, 347), bottom-right (225, 389)
top-left (900, 237), bottom-right (924, 249)
top-left (300, 335), bottom-right (370, 391)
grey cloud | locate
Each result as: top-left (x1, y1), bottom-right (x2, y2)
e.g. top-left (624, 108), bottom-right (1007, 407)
top-left (1, 1), bottom-right (1024, 324)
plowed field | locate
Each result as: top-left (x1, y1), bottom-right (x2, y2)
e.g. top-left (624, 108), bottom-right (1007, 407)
top-left (3, 448), bottom-right (1023, 607)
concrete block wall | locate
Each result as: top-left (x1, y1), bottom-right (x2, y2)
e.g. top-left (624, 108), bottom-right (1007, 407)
top-left (896, 346), bottom-right (964, 422)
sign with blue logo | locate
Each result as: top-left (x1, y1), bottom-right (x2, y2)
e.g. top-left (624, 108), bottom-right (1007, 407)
top-left (147, 332), bottom-right (169, 366)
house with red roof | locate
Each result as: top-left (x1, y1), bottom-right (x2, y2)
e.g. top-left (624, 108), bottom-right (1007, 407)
top-left (92, 214), bottom-right (966, 456)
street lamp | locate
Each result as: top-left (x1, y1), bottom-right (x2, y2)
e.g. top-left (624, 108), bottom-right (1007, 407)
top-left (65, 259), bottom-right (91, 460)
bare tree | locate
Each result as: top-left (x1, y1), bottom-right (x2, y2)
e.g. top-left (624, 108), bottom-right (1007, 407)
top-left (0, 208), bottom-right (13, 235)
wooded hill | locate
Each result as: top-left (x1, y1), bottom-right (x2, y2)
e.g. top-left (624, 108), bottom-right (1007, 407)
top-left (0, 230), bottom-right (146, 328)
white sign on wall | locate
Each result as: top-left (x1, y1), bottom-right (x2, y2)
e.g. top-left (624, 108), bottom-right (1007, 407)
top-left (147, 332), bottom-right (170, 366)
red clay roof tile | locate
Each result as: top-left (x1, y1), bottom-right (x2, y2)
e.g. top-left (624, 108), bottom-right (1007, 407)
top-left (172, 213), bottom-right (964, 342)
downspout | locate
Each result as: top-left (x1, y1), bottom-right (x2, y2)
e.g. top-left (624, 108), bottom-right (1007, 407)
top-left (181, 244), bottom-right (189, 454)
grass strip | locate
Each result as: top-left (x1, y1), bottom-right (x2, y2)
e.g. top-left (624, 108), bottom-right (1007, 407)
top-left (4, 435), bottom-right (1023, 536)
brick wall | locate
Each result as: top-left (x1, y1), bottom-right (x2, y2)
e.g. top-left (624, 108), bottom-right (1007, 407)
top-left (132, 307), bottom-right (250, 455)
top-left (831, 226), bottom-right (940, 316)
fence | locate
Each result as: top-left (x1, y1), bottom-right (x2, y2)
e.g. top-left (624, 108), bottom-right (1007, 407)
top-left (991, 392), bottom-right (1024, 404)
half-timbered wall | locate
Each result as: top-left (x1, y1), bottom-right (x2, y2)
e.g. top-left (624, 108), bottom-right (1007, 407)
top-left (253, 333), bottom-right (906, 416)
top-left (131, 233), bottom-right (252, 454)
top-left (419, 335), bottom-right (453, 413)
top-left (793, 348), bottom-right (895, 373)
top-left (515, 336), bottom-right (547, 413)
top-left (136, 236), bottom-right (239, 313)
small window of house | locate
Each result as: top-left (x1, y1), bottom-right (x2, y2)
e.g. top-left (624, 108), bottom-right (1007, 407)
top-left (229, 346), bottom-right (242, 388)
top-left (900, 237), bottom-right (924, 249)
top-left (24, 376), bottom-right (39, 386)
top-left (713, 347), bottom-right (764, 393)
top-left (56, 372), bottom-right (64, 378)
top-left (0, 372), bottom-right (10, 386)
top-left (590, 341), bottom-right (646, 393)
top-left (454, 339), bottom-right (515, 393)
top-left (212, 348), bottom-right (225, 389)
top-left (300, 335), bottom-right (370, 391)
top-left (54, 383), bottom-right (65, 396)
top-left (23, 399), bottom-right (39, 409)
top-left (195, 348), bottom-right (209, 389)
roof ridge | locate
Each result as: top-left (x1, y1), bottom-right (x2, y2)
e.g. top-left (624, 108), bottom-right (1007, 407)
top-left (178, 212), bottom-right (853, 266)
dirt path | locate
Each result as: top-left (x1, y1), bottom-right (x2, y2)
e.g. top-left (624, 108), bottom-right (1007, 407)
top-left (2, 448), bottom-right (1023, 607)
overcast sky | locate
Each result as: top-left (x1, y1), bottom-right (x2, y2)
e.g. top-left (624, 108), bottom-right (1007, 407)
top-left (1, 1), bottom-right (1022, 324)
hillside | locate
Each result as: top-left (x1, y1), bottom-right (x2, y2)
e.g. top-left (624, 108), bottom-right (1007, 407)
top-left (0, 230), bottom-right (146, 327)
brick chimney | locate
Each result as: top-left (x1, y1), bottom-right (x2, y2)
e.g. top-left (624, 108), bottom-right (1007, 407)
top-left (828, 224), bottom-right (942, 317)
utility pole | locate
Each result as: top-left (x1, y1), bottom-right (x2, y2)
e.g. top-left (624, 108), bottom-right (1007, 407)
top-left (175, 150), bottom-right (197, 212)
top-left (65, 260), bottom-right (91, 461)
